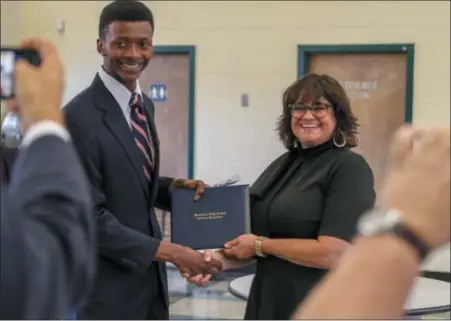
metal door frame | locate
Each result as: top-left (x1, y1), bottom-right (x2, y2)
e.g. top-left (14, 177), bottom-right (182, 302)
top-left (154, 45), bottom-right (196, 178)
top-left (297, 44), bottom-right (415, 122)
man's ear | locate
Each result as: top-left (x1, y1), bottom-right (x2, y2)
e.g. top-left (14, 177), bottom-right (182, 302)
top-left (96, 39), bottom-right (106, 57)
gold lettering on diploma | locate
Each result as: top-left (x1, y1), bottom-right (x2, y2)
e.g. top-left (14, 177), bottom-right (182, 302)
top-left (193, 212), bottom-right (227, 220)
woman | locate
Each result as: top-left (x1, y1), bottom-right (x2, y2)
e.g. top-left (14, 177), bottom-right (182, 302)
top-left (190, 73), bottom-right (375, 319)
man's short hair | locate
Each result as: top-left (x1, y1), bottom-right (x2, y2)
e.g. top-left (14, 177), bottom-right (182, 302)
top-left (98, 0), bottom-right (155, 39)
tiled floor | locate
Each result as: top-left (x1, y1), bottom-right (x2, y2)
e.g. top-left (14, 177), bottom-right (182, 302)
top-left (166, 266), bottom-right (450, 320)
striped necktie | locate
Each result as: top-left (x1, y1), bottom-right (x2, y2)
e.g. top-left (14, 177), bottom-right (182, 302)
top-left (129, 92), bottom-right (153, 181)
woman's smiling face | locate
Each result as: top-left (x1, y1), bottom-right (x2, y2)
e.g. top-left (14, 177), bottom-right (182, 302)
top-left (290, 95), bottom-right (336, 149)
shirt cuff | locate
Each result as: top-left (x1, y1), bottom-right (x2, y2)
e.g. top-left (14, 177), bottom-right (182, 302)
top-left (21, 120), bottom-right (70, 147)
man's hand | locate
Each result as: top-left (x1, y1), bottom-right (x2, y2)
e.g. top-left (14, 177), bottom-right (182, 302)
top-left (175, 246), bottom-right (222, 279)
top-left (186, 250), bottom-right (215, 287)
top-left (186, 248), bottom-right (257, 286)
top-left (379, 125), bottom-right (450, 249)
top-left (155, 241), bottom-right (222, 278)
top-left (14, 37), bottom-right (64, 131)
top-left (4, 98), bottom-right (19, 114)
top-left (223, 234), bottom-right (258, 260)
top-left (171, 178), bottom-right (208, 201)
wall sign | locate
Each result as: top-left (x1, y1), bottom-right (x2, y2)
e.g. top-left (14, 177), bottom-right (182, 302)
top-left (149, 84), bottom-right (167, 102)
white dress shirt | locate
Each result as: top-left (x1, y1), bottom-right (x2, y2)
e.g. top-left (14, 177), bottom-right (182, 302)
top-left (97, 67), bottom-right (155, 164)
top-left (97, 67), bottom-right (143, 128)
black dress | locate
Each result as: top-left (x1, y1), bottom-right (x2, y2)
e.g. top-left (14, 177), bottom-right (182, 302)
top-left (244, 140), bottom-right (375, 320)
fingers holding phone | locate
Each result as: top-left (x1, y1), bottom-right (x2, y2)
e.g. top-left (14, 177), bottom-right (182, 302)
top-left (1, 38), bottom-right (64, 131)
top-left (15, 38), bottom-right (65, 130)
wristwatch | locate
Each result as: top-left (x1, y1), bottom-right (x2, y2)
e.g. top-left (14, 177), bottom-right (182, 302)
top-left (255, 236), bottom-right (267, 257)
top-left (357, 207), bottom-right (430, 261)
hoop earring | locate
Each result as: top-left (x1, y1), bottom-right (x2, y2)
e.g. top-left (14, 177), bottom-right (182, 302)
top-left (333, 130), bottom-right (346, 148)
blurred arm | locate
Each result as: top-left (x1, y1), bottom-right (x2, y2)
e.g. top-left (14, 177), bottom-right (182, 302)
top-left (1, 121), bottom-right (96, 319)
top-left (293, 235), bottom-right (419, 319)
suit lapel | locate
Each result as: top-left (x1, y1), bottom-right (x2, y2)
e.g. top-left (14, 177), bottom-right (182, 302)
top-left (142, 101), bottom-right (160, 169)
top-left (142, 99), bottom-right (160, 201)
top-left (141, 98), bottom-right (163, 238)
top-left (91, 76), bottom-right (150, 199)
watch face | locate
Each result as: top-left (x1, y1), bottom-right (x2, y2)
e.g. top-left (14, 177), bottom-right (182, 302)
top-left (358, 208), bottom-right (402, 236)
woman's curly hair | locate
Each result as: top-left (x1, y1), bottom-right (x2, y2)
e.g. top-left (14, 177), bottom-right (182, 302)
top-left (277, 73), bottom-right (359, 150)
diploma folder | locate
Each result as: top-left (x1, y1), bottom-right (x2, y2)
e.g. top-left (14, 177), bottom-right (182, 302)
top-left (171, 185), bottom-right (251, 250)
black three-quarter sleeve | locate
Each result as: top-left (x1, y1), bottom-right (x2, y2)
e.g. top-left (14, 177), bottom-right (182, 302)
top-left (318, 152), bottom-right (376, 242)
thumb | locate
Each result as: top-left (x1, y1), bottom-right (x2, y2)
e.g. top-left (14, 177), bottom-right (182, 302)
top-left (224, 238), bottom-right (238, 249)
top-left (15, 57), bottom-right (40, 76)
top-left (14, 61), bottom-right (34, 103)
top-left (204, 250), bottom-right (212, 262)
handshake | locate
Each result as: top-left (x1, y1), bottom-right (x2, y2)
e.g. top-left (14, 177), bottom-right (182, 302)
top-left (156, 233), bottom-right (257, 286)
top-left (155, 241), bottom-right (223, 286)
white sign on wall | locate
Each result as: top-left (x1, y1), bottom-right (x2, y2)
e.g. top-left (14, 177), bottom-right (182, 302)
top-left (149, 84), bottom-right (168, 102)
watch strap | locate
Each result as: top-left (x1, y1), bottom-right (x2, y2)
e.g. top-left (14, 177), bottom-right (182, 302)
top-left (255, 236), bottom-right (267, 257)
top-left (392, 223), bottom-right (430, 261)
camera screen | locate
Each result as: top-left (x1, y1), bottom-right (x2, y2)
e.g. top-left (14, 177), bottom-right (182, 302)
top-left (0, 50), bottom-right (21, 99)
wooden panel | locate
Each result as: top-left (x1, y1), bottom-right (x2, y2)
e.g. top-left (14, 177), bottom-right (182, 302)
top-left (139, 54), bottom-right (191, 239)
top-left (310, 53), bottom-right (407, 193)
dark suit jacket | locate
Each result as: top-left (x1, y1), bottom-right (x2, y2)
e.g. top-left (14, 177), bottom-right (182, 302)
top-left (63, 75), bottom-right (174, 319)
top-left (0, 135), bottom-right (96, 319)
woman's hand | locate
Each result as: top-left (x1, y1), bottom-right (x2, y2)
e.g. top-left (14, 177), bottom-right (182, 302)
top-left (185, 246), bottom-right (257, 286)
top-left (223, 234), bottom-right (258, 260)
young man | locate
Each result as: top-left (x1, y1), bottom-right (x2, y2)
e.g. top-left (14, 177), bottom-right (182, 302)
top-left (63, 1), bottom-right (221, 319)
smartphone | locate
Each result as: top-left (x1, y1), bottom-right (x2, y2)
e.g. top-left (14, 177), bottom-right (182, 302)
top-left (1, 47), bottom-right (41, 100)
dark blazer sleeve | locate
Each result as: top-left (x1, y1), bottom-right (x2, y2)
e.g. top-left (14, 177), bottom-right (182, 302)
top-left (155, 177), bottom-right (174, 212)
top-left (0, 135), bottom-right (96, 319)
top-left (66, 120), bottom-right (162, 273)
top-left (318, 152), bottom-right (376, 242)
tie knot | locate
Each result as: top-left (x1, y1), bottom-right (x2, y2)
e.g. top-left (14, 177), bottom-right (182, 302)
top-left (129, 92), bottom-right (143, 109)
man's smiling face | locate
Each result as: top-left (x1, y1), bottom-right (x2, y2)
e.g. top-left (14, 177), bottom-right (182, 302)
top-left (97, 20), bottom-right (153, 90)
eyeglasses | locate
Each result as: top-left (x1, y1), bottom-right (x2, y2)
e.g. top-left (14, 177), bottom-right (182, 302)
top-left (288, 102), bottom-right (331, 118)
